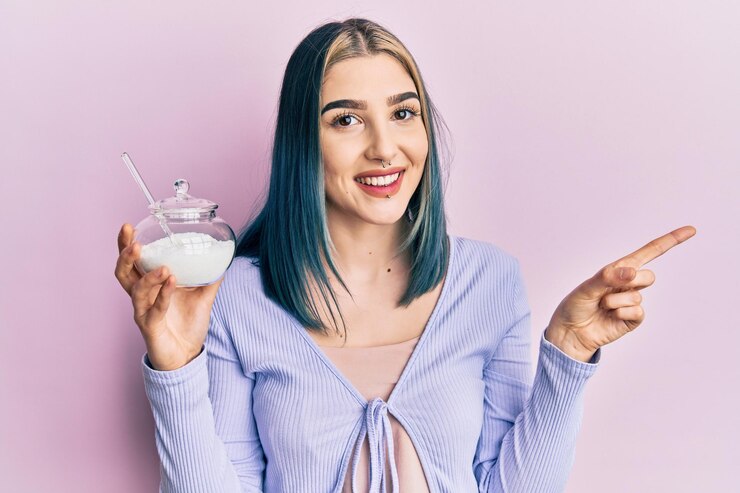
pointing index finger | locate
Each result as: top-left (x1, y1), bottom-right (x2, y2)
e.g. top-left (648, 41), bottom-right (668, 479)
top-left (618, 225), bottom-right (696, 268)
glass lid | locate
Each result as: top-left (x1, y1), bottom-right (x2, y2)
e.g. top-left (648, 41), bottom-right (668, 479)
top-left (148, 179), bottom-right (218, 213)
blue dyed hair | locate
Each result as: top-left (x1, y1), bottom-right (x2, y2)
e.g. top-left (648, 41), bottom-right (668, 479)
top-left (236, 18), bottom-right (451, 336)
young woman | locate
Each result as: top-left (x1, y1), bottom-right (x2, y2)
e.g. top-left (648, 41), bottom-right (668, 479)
top-left (114, 18), bottom-right (695, 493)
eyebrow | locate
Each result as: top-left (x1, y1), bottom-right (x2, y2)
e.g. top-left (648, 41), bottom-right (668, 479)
top-left (320, 91), bottom-right (420, 115)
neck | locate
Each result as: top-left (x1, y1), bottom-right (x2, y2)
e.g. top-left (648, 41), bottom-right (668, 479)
top-left (325, 207), bottom-right (411, 283)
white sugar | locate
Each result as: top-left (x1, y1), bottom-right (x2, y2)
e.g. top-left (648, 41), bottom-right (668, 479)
top-left (139, 232), bottom-right (235, 286)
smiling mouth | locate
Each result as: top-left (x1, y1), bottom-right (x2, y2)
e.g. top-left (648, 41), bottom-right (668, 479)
top-left (353, 170), bottom-right (405, 198)
top-left (354, 171), bottom-right (402, 187)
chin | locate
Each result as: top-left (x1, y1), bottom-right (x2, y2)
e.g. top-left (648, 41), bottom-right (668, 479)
top-left (326, 192), bottom-right (412, 227)
top-left (358, 205), bottom-right (410, 226)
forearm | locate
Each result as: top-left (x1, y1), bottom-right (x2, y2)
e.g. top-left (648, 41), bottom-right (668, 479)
top-left (142, 350), bottom-right (248, 493)
top-left (482, 330), bottom-right (600, 493)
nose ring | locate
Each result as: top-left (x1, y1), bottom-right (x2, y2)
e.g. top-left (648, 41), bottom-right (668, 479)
top-left (381, 160), bottom-right (391, 169)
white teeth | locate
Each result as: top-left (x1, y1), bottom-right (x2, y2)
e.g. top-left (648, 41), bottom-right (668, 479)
top-left (355, 172), bottom-right (401, 187)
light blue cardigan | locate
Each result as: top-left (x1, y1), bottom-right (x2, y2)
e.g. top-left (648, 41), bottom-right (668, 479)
top-left (142, 235), bottom-right (600, 492)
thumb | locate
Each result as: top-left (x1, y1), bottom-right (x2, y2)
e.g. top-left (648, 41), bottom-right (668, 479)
top-left (581, 264), bottom-right (637, 299)
top-left (613, 265), bottom-right (637, 284)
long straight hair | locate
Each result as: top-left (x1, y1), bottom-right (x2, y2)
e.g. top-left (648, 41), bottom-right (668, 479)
top-left (236, 18), bottom-right (451, 337)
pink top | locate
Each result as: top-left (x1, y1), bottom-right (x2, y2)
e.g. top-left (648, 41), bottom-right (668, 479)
top-left (320, 336), bottom-right (430, 493)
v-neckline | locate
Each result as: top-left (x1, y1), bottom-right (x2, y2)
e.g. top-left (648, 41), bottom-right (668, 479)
top-left (289, 235), bottom-right (457, 407)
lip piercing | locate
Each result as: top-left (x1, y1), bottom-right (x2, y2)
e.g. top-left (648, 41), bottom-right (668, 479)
top-left (380, 160), bottom-right (392, 197)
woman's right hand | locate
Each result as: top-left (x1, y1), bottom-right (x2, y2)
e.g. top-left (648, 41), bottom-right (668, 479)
top-left (115, 223), bottom-right (223, 371)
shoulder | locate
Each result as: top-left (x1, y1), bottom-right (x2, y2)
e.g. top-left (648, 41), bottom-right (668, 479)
top-left (211, 255), bottom-right (288, 343)
top-left (224, 255), bottom-right (262, 284)
top-left (213, 255), bottom-right (264, 307)
top-left (448, 234), bottom-right (525, 303)
top-left (447, 235), bottom-right (529, 324)
top-left (449, 234), bottom-right (522, 278)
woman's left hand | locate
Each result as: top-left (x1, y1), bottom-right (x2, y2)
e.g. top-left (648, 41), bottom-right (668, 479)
top-left (544, 225), bottom-right (697, 362)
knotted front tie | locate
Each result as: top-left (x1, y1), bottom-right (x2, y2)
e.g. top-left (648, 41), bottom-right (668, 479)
top-left (350, 397), bottom-right (399, 493)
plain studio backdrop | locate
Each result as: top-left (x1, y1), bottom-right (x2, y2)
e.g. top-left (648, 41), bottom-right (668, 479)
top-left (1, 1), bottom-right (737, 492)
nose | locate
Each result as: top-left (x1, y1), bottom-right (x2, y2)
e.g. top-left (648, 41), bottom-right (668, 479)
top-left (364, 120), bottom-right (399, 165)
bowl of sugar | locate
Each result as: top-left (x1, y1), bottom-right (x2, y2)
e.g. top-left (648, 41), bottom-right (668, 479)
top-left (132, 178), bottom-right (236, 287)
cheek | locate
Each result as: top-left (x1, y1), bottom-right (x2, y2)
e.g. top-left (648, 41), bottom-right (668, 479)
top-left (404, 130), bottom-right (428, 192)
top-left (408, 128), bottom-right (429, 167)
top-left (321, 134), bottom-right (358, 171)
top-left (321, 154), bottom-right (350, 197)
top-left (320, 139), bottom-right (342, 183)
top-left (323, 167), bottom-right (345, 197)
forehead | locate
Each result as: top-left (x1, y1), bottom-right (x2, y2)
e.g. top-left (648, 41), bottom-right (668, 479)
top-left (321, 53), bottom-right (416, 103)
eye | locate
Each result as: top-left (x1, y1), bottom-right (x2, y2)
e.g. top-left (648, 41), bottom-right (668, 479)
top-left (330, 111), bottom-right (360, 128)
top-left (393, 105), bottom-right (421, 122)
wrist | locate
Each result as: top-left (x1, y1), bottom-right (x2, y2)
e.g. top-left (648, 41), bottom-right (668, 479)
top-left (147, 346), bottom-right (203, 371)
top-left (544, 326), bottom-right (598, 363)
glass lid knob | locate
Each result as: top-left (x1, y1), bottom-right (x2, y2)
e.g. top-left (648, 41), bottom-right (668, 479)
top-left (174, 178), bottom-right (190, 198)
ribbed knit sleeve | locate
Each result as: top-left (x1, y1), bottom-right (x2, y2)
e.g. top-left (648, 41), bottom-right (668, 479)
top-left (141, 287), bottom-right (265, 492)
top-left (473, 260), bottom-right (600, 493)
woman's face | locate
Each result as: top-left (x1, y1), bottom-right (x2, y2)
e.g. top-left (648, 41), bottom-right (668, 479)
top-left (319, 53), bottom-right (428, 227)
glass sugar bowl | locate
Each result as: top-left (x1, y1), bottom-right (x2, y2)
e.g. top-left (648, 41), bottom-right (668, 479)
top-left (133, 179), bottom-right (236, 287)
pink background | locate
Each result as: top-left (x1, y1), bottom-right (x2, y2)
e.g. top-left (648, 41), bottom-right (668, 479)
top-left (2, 1), bottom-right (738, 491)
